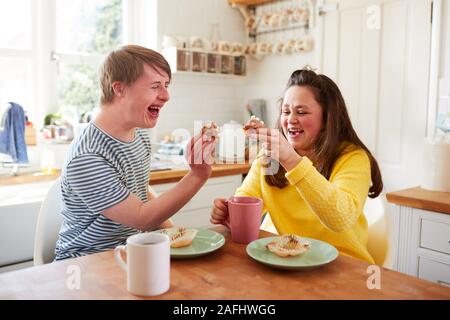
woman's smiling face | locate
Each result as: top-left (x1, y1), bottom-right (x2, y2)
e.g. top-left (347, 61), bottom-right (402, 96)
top-left (280, 85), bottom-right (324, 156)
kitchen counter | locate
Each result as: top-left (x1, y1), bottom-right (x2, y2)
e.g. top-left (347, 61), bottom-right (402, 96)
top-left (0, 163), bottom-right (251, 186)
top-left (386, 187), bottom-right (450, 215)
top-left (150, 163), bottom-right (251, 185)
top-left (0, 226), bottom-right (449, 299)
top-left (0, 171), bottom-right (60, 186)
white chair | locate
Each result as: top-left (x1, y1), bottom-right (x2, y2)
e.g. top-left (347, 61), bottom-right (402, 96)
top-left (260, 212), bottom-right (278, 234)
top-left (33, 177), bottom-right (63, 265)
top-left (364, 196), bottom-right (389, 267)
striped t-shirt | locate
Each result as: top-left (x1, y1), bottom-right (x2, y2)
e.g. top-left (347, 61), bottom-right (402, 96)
top-left (55, 123), bottom-right (152, 260)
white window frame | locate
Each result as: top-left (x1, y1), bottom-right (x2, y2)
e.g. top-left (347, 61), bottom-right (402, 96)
top-left (427, 0), bottom-right (443, 138)
top-left (0, 0), bottom-right (38, 124)
top-left (39, 0), bottom-right (127, 127)
top-left (1, 0), bottom-right (154, 129)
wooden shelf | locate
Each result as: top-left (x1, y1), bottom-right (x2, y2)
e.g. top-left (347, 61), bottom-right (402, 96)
top-left (172, 71), bottom-right (244, 78)
top-left (162, 47), bottom-right (246, 76)
top-left (228, 0), bottom-right (274, 6)
top-left (229, 0), bottom-right (315, 55)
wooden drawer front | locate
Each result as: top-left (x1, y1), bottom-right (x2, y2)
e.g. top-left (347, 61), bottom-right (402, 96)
top-left (420, 219), bottom-right (450, 255)
top-left (152, 176), bottom-right (241, 211)
top-left (418, 257), bottom-right (450, 288)
top-left (184, 176), bottom-right (240, 210)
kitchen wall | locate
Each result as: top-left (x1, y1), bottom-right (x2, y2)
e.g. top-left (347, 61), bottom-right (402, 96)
top-left (5, 0), bottom-right (250, 174)
top-left (151, 0), bottom-right (249, 140)
top-left (2, 0), bottom-right (314, 175)
top-left (243, 53), bottom-right (316, 128)
top-left (138, 0), bottom-right (315, 138)
top-left (441, 0), bottom-right (450, 80)
top-left (439, 0), bottom-right (450, 108)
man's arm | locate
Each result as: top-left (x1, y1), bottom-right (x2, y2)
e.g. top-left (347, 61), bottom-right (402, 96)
top-left (102, 133), bottom-right (216, 231)
top-left (102, 171), bottom-right (206, 231)
top-left (147, 186), bottom-right (174, 229)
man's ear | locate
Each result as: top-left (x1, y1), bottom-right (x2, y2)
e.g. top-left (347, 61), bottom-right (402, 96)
top-left (112, 82), bottom-right (125, 97)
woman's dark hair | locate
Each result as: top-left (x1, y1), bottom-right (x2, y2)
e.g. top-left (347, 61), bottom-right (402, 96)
top-left (265, 68), bottom-right (383, 198)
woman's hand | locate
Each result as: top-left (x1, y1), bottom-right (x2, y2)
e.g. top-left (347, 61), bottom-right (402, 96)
top-left (210, 198), bottom-right (229, 226)
top-left (252, 128), bottom-right (302, 172)
top-left (243, 115), bottom-right (265, 134)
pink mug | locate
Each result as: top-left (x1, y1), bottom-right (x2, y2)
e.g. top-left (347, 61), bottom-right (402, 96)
top-left (225, 196), bottom-right (263, 244)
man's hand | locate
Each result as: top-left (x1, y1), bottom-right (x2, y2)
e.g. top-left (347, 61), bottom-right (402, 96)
top-left (185, 130), bottom-right (216, 180)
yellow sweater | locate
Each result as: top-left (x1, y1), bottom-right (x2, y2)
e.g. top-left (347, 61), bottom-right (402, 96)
top-left (235, 145), bottom-right (375, 264)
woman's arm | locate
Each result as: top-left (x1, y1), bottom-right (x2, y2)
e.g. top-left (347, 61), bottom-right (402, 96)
top-left (285, 149), bottom-right (371, 232)
top-left (245, 128), bottom-right (372, 232)
top-left (235, 158), bottom-right (267, 214)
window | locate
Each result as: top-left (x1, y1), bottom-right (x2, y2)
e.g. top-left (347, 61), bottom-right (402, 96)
top-left (54, 0), bottom-right (123, 115)
top-left (0, 0), bottom-right (124, 126)
top-left (0, 0), bottom-right (32, 49)
top-left (0, 0), bottom-right (34, 120)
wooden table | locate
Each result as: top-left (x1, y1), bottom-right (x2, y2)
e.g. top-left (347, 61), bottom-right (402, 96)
top-left (0, 227), bottom-right (449, 300)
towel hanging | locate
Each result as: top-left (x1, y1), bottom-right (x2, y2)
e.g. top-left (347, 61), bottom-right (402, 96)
top-left (0, 102), bottom-right (29, 163)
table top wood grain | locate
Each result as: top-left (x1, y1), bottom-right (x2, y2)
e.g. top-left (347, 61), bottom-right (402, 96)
top-left (1, 227), bottom-right (449, 300)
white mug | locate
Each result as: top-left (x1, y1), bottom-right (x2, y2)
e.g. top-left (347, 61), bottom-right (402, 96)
top-left (114, 233), bottom-right (170, 296)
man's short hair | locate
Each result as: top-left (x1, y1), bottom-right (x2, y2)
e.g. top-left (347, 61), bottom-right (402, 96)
top-left (99, 45), bottom-right (171, 104)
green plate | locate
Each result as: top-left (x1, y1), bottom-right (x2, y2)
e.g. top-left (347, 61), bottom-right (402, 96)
top-left (163, 229), bottom-right (225, 259)
top-left (246, 236), bottom-right (339, 270)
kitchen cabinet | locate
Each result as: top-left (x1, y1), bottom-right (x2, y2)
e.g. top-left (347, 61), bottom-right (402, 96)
top-left (387, 188), bottom-right (450, 287)
top-left (0, 181), bottom-right (54, 268)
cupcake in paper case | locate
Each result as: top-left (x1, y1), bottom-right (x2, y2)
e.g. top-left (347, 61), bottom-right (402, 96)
top-left (266, 234), bottom-right (312, 257)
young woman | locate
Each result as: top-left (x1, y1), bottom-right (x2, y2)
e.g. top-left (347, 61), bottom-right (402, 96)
top-left (211, 68), bottom-right (383, 264)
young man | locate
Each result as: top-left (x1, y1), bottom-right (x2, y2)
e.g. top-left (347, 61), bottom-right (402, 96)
top-left (55, 45), bottom-right (216, 260)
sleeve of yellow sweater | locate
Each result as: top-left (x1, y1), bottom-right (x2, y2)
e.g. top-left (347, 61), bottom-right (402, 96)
top-left (235, 160), bottom-right (267, 214)
top-left (285, 149), bottom-right (371, 232)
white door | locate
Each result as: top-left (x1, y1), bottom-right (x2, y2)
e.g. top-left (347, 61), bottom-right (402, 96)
top-left (316, 0), bottom-right (432, 193)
